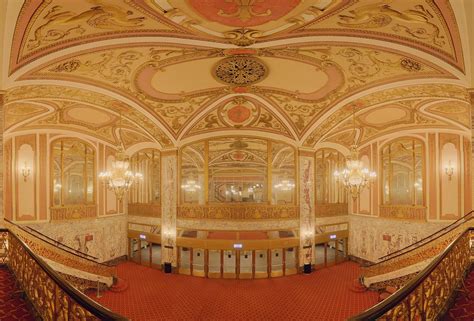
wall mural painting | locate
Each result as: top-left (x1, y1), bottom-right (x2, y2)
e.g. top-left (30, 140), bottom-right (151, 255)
top-left (299, 155), bottom-right (315, 266)
top-left (161, 153), bottom-right (178, 266)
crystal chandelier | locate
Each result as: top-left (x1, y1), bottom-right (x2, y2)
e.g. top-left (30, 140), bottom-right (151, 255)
top-left (333, 105), bottom-right (376, 199)
top-left (274, 177), bottom-right (295, 191)
top-left (181, 179), bottom-right (201, 192)
top-left (99, 115), bottom-right (142, 200)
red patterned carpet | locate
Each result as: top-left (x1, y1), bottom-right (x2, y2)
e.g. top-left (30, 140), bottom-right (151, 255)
top-left (90, 261), bottom-right (378, 321)
top-left (443, 266), bottom-right (474, 321)
top-left (0, 266), bottom-right (36, 321)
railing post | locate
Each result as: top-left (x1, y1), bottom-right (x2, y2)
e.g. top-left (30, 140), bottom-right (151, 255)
top-left (96, 277), bottom-right (102, 298)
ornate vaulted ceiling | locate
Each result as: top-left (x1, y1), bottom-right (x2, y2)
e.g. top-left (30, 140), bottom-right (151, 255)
top-left (2, 0), bottom-right (471, 149)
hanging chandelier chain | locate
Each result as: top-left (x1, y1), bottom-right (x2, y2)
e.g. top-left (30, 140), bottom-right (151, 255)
top-left (98, 112), bottom-right (143, 200)
top-left (333, 103), bottom-right (376, 199)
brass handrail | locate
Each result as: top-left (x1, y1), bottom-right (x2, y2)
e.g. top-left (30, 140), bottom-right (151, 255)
top-left (0, 228), bottom-right (127, 320)
top-left (349, 227), bottom-right (473, 320)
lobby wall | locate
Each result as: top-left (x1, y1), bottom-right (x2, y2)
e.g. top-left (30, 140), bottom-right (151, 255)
top-left (28, 215), bottom-right (127, 262)
top-left (348, 215), bottom-right (449, 262)
top-left (352, 131), bottom-right (472, 220)
top-left (4, 131), bottom-right (124, 222)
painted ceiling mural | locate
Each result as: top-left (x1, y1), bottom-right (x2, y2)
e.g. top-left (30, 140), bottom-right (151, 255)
top-left (4, 0), bottom-right (470, 150)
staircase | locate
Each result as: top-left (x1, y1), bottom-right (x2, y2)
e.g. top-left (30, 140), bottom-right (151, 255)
top-left (4, 219), bottom-right (116, 291)
top-left (0, 265), bottom-right (36, 321)
top-left (443, 265), bottom-right (474, 321)
top-left (360, 211), bottom-right (474, 290)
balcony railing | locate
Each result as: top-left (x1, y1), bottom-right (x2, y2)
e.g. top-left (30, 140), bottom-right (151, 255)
top-left (128, 203), bottom-right (161, 217)
top-left (314, 203), bottom-right (348, 217)
top-left (349, 227), bottom-right (473, 320)
top-left (0, 228), bottom-right (127, 320)
top-left (178, 204), bottom-right (299, 220)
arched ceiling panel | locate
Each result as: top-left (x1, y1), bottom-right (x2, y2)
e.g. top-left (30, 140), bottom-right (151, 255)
top-left (10, 0), bottom-right (464, 73)
top-left (4, 85), bottom-right (173, 147)
top-left (4, 0), bottom-right (469, 148)
top-left (307, 84), bottom-right (470, 147)
top-left (20, 42), bottom-right (452, 140)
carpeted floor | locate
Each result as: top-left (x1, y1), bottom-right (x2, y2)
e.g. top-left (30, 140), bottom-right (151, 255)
top-left (90, 261), bottom-right (378, 321)
top-left (0, 266), bottom-right (36, 321)
top-left (443, 266), bottom-right (474, 321)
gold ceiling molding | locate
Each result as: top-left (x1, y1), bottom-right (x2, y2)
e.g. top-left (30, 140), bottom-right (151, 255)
top-left (4, 102), bottom-right (49, 131)
top-left (304, 84), bottom-right (470, 147)
top-left (10, 0), bottom-right (464, 76)
top-left (5, 85), bottom-right (173, 147)
top-left (133, 0), bottom-right (349, 44)
top-left (423, 101), bottom-right (471, 129)
top-left (10, 0), bottom-right (192, 73)
top-left (213, 56), bottom-right (268, 85)
top-left (183, 96), bottom-right (294, 139)
top-left (22, 44), bottom-right (227, 137)
top-left (299, 0), bottom-right (464, 71)
top-left (22, 42), bottom-right (450, 140)
top-left (324, 108), bottom-right (451, 147)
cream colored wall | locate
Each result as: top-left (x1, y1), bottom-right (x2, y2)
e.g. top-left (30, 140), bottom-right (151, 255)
top-left (128, 215), bottom-right (160, 227)
top-left (352, 131), bottom-right (471, 220)
top-left (4, 131), bottom-right (124, 223)
top-left (348, 215), bottom-right (449, 262)
top-left (28, 215), bottom-right (128, 262)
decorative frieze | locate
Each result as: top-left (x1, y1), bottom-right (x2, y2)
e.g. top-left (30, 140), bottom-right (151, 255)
top-left (177, 204), bottom-right (299, 220)
top-left (379, 205), bottom-right (426, 221)
top-left (50, 205), bottom-right (97, 221)
top-left (128, 203), bottom-right (161, 217)
top-left (315, 203), bottom-right (348, 217)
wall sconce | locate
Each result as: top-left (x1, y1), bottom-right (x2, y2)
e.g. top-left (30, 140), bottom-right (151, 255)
top-left (445, 160), bottom-right (454, 181)
top-left (21, 161), bottom-right (31, 182)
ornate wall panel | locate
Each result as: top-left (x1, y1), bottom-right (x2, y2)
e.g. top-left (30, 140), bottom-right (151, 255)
top-left (314, 203), bottom-right (348, 218)
top-left (379, 205), bottom-right (427, 221)
top-left (177, 218), bottom-right (298, 231)
top-left (348, 215), bottom-right (450, 262)
top-left (50, 205), bottom-right (97, 221)
top-left (128, 203), bottom-right (161, 218)
top-left (298, 151), bottom-right (315, 266)
top-left (4, 138), bottom-right (12, 220)
top-left (161, 151), bottom-right (178, 266)
top-left (439, 133), bottom-right (461, 219)
top-left (29, 215), bottom-right (128, 262)
top-left (178, 204), bottom-right (298, 220)
top-left (15, 134), bottom-right (37, 221)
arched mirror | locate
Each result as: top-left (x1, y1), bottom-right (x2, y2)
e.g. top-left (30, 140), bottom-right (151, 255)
top-left (180, 137), bottom-right (296, 204)
top-left (129, 149), bottom-right (160, 203)
top-left (381, 138), bottom-right (424, 206)
top-left (315, 149), bottom-right (347, 204)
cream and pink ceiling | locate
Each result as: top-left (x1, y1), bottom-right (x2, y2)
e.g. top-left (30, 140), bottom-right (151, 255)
top-left (2, 0), bottom-right (472, 149)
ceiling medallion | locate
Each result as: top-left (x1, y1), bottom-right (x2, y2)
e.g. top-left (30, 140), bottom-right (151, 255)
top-left (214, 56), bottom-right (267, 86)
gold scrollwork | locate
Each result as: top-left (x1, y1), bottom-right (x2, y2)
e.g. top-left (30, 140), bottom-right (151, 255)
top-left (377, 231), bottom-right (471, 319)
top-left (178, 204), bottom-right (299, 220)
top-left (315, 203), bottom-right (348, 217)
top-left (7, 233), bottom-right (103, 320)
top-left (379, 205), bottom-right (426, 221)
top-left (128, 203), bottom-right (161, 217)
top-left (50, 205), bottom-right (97, 221)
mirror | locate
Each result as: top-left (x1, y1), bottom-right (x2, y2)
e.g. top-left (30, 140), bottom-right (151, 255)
top-left (52, 139), bottom-right (95, 206)
top-left (381, 138), bottom-right (424, 206)
top-left (129, 149), bottom-right (160, 203)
